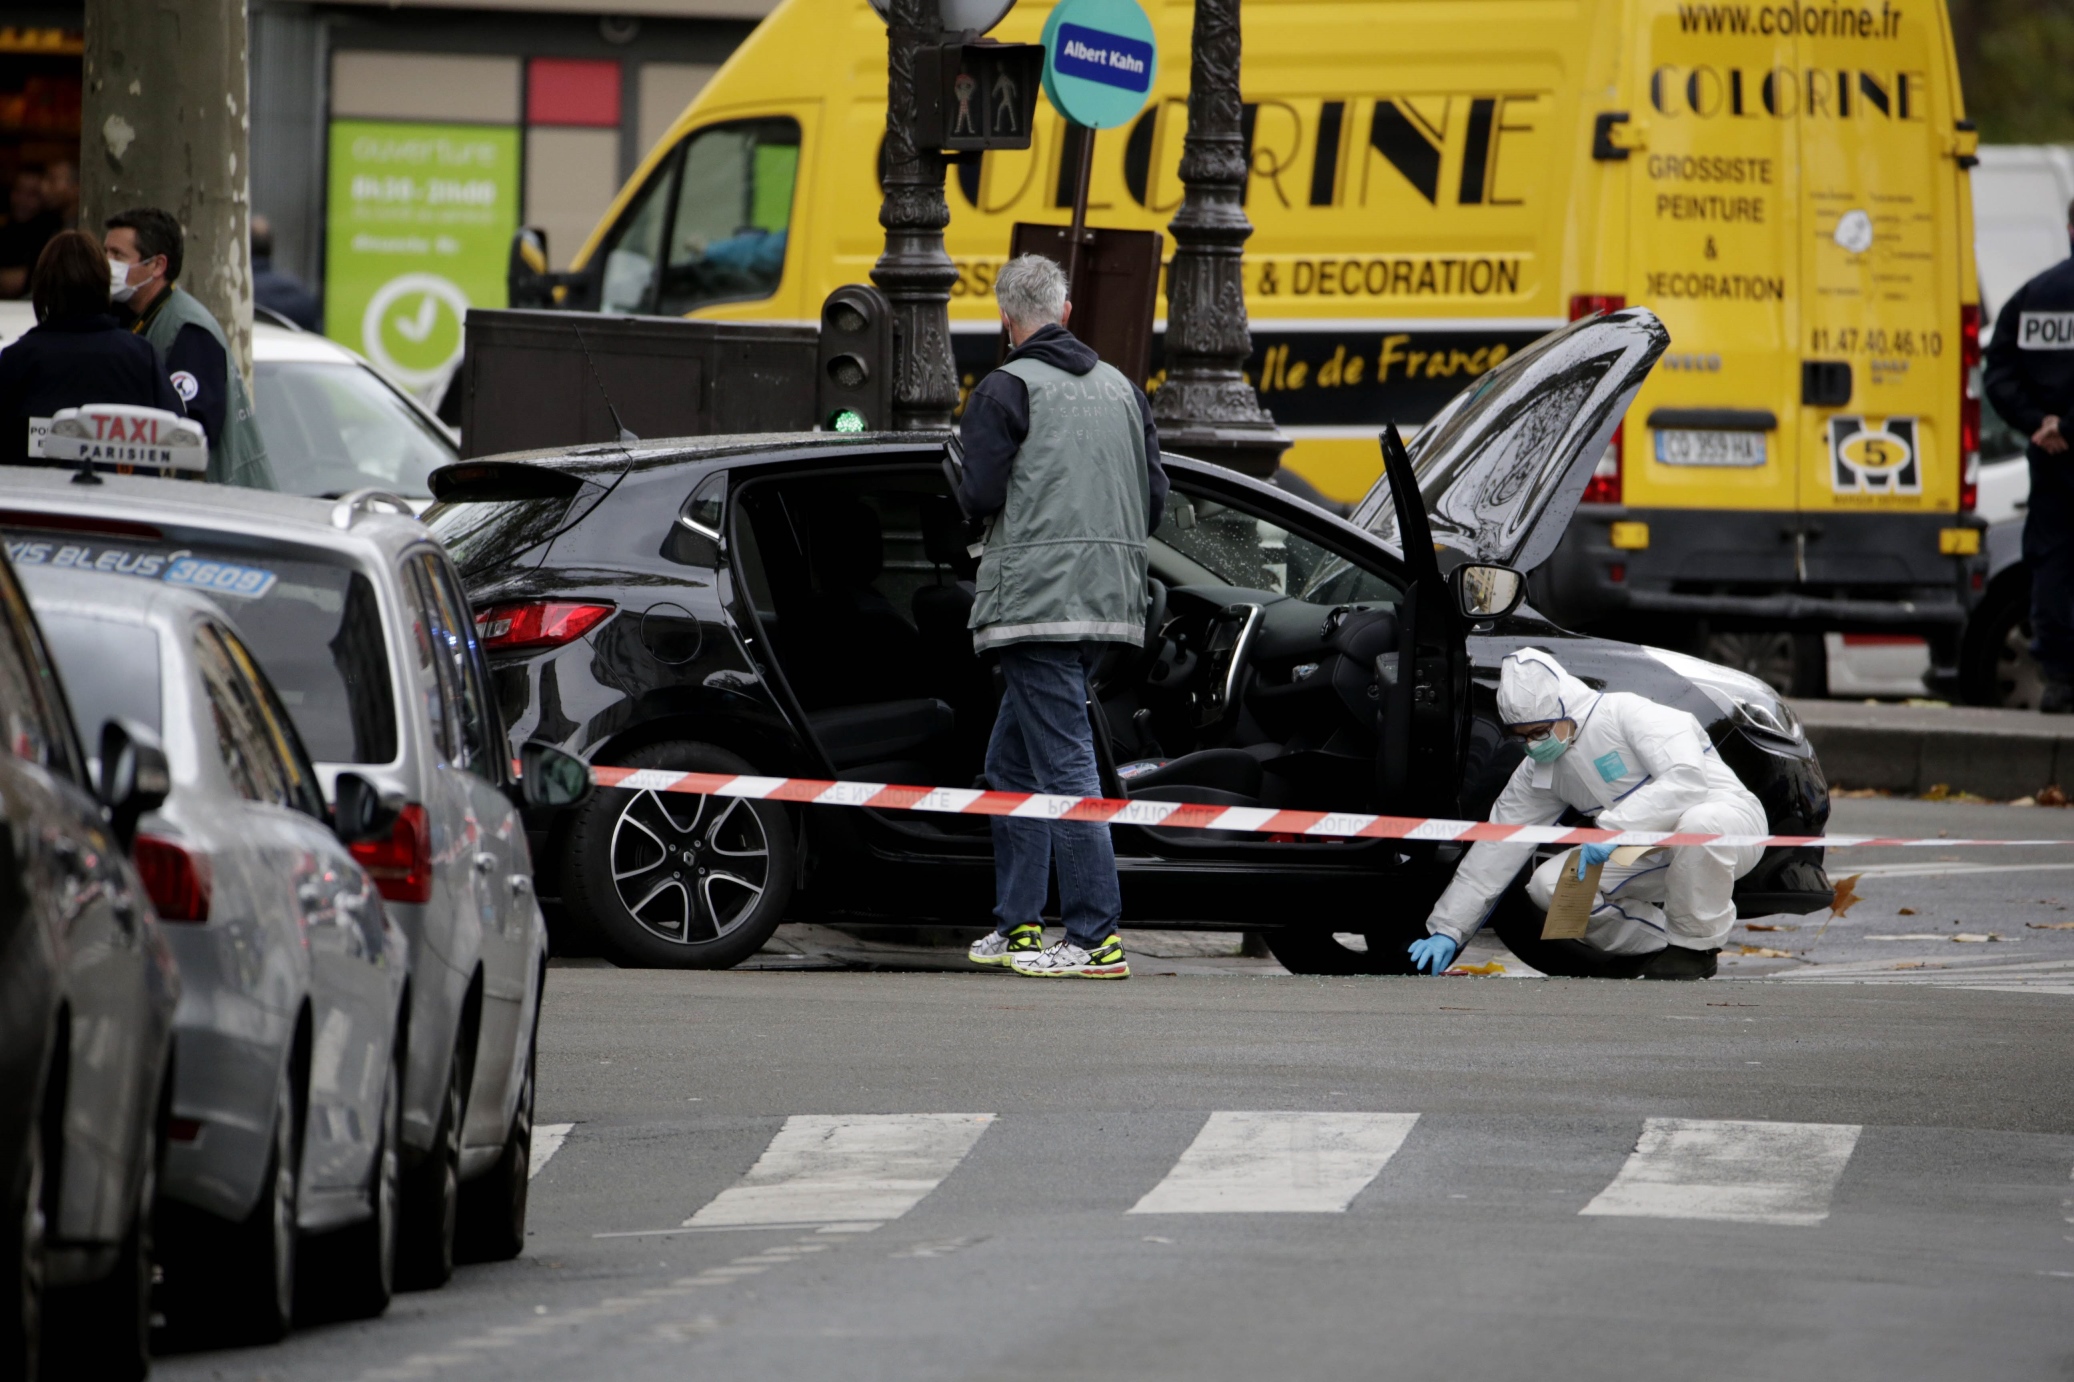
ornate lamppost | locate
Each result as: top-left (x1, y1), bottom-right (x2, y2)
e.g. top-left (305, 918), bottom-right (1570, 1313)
top-left (872, 0), bottom-right (963, 432)
top-left (1153, 0), bottom-right (1288, 477)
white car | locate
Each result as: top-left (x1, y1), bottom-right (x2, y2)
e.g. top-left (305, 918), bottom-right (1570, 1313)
top-left (0, 303), bottom-right (457, 501)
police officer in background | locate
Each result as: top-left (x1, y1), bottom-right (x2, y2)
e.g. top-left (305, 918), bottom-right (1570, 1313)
top-left (1986, 197), bottom-right (2074, 713)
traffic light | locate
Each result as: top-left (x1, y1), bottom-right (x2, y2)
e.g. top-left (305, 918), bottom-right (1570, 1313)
top-left (915, 40), bottom-right (1043, 152)
top-left (818, 285), bottom-right (894, 434)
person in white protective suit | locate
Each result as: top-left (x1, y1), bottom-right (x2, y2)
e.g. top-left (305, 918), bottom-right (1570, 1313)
top-left (1407, 647), bottom-right (1769, 980)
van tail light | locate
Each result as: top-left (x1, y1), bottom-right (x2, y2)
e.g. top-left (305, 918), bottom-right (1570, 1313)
top-left (1572, 296), bottom-right (1627, 505)
top-left (133, 834), bottom-right (211, 922)
top-left (1960, 302), bottom-right (1982, 513)
top-left (475, 601), bottom-right (614, 652)
top-left (349, 803), bottom-right (433, 905)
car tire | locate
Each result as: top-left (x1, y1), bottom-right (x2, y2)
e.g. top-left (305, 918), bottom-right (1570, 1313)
top-left (298, 1048), bottom-right (400, 1323)
top-left (43, 1090), bottom-right (156, 1381)
top-left (0, 1096), bottom-right (48, 1382)
top-left (563, 742), bottom-right (796, 969)
top-left (1263, 926), bottom-right (1419, 976)
top-left (456, 993), bottom-right (536, 1264)
top-left (396, 1044), bottom-right (463, 1292)
top-left (189, 1068), bottom-right (300, 1345)
top-left (1960, 576), bottom-right (2041, 709)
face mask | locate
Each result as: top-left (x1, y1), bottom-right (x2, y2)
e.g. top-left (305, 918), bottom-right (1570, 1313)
top-left (109, 258), bottom-right (137, 304)
top-left (1523, 734), bottom-right (1570, 765)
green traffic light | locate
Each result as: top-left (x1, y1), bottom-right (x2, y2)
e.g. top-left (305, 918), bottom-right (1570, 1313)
top-left (830, 409), bottom-right (867, 434)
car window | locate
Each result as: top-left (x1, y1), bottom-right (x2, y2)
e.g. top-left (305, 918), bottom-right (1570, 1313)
top-left (218, 626), bottom-right (329, 819)
top-left (654, 118), bottom-right (800, 317)
top-left (0, 560), bottom-right (82, 783)
top-left (254, 361), bottom-right (456, 500)
top-left (401, 552), bottom-right (499, 780)
top-left (0, 525), bottom-right (400, 765)
top-left (418, 553), bottom-right (502, 784)
top-left (597, 144), bottom-right (681, 314)
top-left (194, 623), bottom-right (297, 808)
top-left (1153, 492), bottom-right (1401, 606)
top-left (35, 611), bottom-right (163, 751)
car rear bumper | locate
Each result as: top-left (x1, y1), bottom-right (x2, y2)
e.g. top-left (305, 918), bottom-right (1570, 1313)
top-left (1536, 505), bottom-right (1987, 636)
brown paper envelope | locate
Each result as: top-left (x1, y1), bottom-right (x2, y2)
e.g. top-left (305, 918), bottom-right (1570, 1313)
top-left (1541, 850), bottom-right (1602, 941)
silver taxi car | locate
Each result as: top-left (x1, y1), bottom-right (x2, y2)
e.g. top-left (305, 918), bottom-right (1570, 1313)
top-left (0, 477), bottom-right (581, 1290)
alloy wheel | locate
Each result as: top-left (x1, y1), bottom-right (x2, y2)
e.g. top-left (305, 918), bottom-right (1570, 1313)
top-left (608, 790), bottom-right (771, 945)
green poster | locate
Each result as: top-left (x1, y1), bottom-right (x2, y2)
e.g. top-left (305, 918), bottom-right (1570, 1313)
top-left (324, 120), bottom-right (520, 392)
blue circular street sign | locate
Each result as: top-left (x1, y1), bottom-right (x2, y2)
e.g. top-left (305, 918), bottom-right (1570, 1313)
top-left (1040, 0), bottom-right (1157, 131)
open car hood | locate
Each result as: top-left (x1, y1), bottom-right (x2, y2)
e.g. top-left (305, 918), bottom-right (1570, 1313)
top-left (1350, 308), bottom-right (1669, 571)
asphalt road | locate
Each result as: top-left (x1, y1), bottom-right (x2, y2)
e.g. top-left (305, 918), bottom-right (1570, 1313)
top-left (158, 797), bottom-right (2074, 1382)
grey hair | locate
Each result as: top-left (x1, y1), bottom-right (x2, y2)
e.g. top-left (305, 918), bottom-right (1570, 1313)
top-left (995, 253), bottom-right (1068, 330)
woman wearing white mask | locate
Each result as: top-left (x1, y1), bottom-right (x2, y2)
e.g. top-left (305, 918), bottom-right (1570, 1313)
top-left (1408, 647), bottom-right (1769, 980)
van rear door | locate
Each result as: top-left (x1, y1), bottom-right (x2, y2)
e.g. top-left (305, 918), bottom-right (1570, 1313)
top-left (1622, 2), bottom-right (1803, 562)
top-left (1793, 14), bottom-right (1963, 530)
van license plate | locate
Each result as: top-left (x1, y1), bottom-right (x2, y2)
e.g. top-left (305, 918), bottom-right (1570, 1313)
top-left (1655, 429), bottom-right (1767, 467)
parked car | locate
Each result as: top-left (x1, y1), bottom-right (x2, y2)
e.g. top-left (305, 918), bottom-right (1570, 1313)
top-left (0, 304), bottom-right (457, 503)
top-left (0, 549), bottom-right (176, 1382)
top-left (425, 307), bottom-right (1832, 975)
top-left (20, 567), bottom-right (412, 1341)
top-left (0, 481), bottom-right (587, 1292)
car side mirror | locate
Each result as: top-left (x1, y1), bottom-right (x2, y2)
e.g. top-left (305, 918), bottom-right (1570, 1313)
top-left (519, 741), bottom-right (593, 810)
top-left (1450, 563), bottom-right (1526, 622)
top-left (332, 771), bottom-right (402, 845)
top-left (508, 226), bottom-right (555, 309)
top-left (98, 718), bottom-right (169, 849)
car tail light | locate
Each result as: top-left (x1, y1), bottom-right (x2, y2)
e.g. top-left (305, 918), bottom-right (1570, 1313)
top-left (1572, 296), bottom-right (1627, 505)
top-left (349, 803), bottom-right (432, 905)
top-left (133, 834), bottom-right (210, 922)
top-left (475, 601), bottom-right (614, 652)
top-left (1960, 303), bottom-right (1981, 513)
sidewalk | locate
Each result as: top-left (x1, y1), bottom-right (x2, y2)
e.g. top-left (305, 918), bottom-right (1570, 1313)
top-left (1789, 698), bottom-right (2074, 799)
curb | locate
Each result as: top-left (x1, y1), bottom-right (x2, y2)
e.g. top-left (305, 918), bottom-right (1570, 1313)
top-left (1788, 699), bottom-right (2074, 800)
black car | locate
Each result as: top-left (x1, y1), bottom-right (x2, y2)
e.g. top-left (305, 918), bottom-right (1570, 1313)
top-left (0, 549), bottom-right (178, 1382)
top-left (427, 309), bottom-right (1832, 974)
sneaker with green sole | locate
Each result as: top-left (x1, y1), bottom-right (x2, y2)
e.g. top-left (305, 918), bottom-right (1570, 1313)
top-left (968, 923), bottom-right (1044, 967)
top-left (1011, 934), bottom-right (1130, 979)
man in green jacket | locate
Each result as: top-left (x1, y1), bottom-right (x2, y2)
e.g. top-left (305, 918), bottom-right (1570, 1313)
top-left (105, 207), bottom-right (275, 488)
top-left (955, 254), bottom-right (1168, 980)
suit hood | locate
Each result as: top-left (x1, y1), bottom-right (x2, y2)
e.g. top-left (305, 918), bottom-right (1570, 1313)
top-left (1496, 646), bottom-right (1600, 726)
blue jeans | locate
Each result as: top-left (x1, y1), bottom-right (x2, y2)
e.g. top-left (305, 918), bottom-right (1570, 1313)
top-left (985, 642), bottom-right (1122, 949)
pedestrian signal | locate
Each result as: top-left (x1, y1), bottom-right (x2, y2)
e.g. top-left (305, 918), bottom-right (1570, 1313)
top-left (915, 41), bottom-right (1042, 152)
top-left (818, 285), bottom-right (894, 434)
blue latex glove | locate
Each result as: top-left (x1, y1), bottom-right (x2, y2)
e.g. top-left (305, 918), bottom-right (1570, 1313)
top-left (1575, 841), bottom-right (1616, 880)
top-left (1408, 934), bottom-right (1459, 975)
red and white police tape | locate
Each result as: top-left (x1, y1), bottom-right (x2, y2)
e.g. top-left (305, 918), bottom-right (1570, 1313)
top-left (586, 766), bottom-right (2067, 850)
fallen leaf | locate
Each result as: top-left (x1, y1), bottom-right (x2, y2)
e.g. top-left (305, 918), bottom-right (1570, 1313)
top-left (1447, 960), bottom-right (1507, 976)
top-left (2041, 785), bottom-right (2069, 807)
top-left (1829, 873), bottom-right (1864, 918)
top-left (1891, 960), bottom-right (1929, 970)
top-left (1735, 946), bottom-right (1794, 958)
top-left (2012, 795), bottom-right (2038, 807)
top-left (1744, 923), bottom-right (1782, 931)
top-left (2027, 921), bottom-right (2074, 930)
top-left (1922, 783), bottom-right (1951, 801)
top-left (1897, 907), bottom-right (1916, 915)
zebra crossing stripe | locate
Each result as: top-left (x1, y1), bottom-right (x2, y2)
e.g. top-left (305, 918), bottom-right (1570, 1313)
top-left (683, 1114), bottom-right (994, 1229)
top-left (529, 1122), bottom-right (574, 1180)
top-left (1129, 1111), bottom-right (1421, 1214)
top-left (1580, 1118), bottom-right (1861, 1226)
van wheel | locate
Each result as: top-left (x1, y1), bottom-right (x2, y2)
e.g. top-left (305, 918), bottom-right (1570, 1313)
top-left (397, 1046), bottom-right (463, 1291)
top-left (1264, 927), bottom-right (1418, 976)
top-left (563, 742), bottom-right (796, 969)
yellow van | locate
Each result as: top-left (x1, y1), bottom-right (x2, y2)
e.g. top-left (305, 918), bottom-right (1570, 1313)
top-left (557, 0), bottom-right (1983, 690)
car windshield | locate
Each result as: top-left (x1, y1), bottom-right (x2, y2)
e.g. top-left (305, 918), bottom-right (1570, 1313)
top-left (0, 525), bottom-right (398, 764)
top-left (254, 360), bottom-right (456, 500)
top-left (35, 609), bottom-right (162, 744)
top-left (1153, 492), bottom-right (1399, 605)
